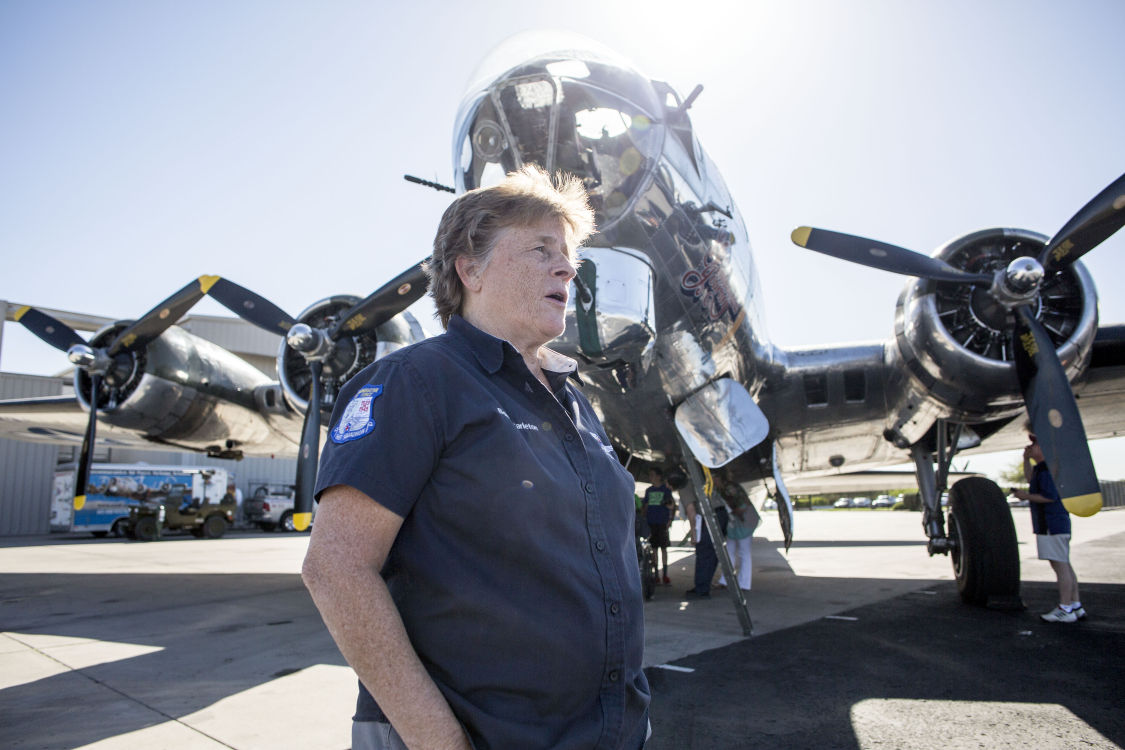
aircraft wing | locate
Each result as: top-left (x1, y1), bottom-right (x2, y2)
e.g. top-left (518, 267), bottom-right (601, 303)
top-left (1079, 324), bottom-right (1125, 438)
top-left (783, 470), bottom-right (983, 496)
top-left (0, 395), bottom-right (157, 449)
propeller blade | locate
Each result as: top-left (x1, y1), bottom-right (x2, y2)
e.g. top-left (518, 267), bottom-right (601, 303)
top-left (206, 277), bottom-right (298, 336)
top-left (292, 360), bottom-right (323, 531)
top-left (1039, 172), bottom-right (1125, 274)
top-left (327, 263), bottom-right (428, 340)
top-left (1012, 306), bottom-right (1102, 516)
top-left (791, 227), bottom-right (993, 284)
top-left (12, 306), bottom-right (86, 352)
top-left (106, 276), bottom-right (215, 355)
top-left (73, 374), bottom-right (101, 511)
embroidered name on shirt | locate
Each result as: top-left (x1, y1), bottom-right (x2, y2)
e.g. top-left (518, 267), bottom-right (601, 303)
top-left (514, 422), bottom-right (539, 431)
top-left (587, 429), bottom-right (616, 457)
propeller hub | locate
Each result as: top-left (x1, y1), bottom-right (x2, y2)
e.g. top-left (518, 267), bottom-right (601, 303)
top-left (66, 344), bottom-right (113, 375)
top-left (988, 255), bottom-right (1044, 309)
top-left (1004, 256), bottom-right (1045, 294)
top-left (286, 323), bottom-right (334, 361)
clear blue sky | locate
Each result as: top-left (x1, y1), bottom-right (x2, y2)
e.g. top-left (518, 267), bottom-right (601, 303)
top-left (2, 0), bottom-right (1123, 478)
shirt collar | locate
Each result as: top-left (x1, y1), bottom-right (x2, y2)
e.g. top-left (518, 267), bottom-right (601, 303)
top-left (448, 315), bottom-right (580, 392)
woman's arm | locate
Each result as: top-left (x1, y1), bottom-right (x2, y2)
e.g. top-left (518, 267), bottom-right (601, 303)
top-left (302, 484), bottom-right (471, 750)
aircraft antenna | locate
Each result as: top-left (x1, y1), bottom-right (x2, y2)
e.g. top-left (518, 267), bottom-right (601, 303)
top-left (675, 84), bottom-right (704, 115)
top-left (404, 174), bottom-right (456, 194)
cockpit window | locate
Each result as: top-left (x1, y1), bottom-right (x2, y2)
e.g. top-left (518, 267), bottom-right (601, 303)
top-left (459, 71), bottom-right (663, 227)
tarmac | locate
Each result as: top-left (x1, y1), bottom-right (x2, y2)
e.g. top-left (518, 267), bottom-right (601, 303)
top-left (2, 507), bottom-right (1123, 749)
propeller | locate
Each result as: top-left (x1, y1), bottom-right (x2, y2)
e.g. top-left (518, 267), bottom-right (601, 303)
top-left (13, 277), bottom-right (239, 509)
top-left (1039, 172), bottom-right (1125, 274)
top-left (206, 262), bottom-right (429, 530)
top-left (12, 306), bottom-right (103, 509)
top-left (792, 171), bottom-right (1125, 515)
top-left (10, 306), bottom-right (85, 352)
top-left (326, 263), bottom-right (428, 340)
top-left (1012, 307), bottom-right (1101, 514)
top-left (105, 276), bottom-right (216, 356)
top-left (15, 265), bottom-right (428, 528)
top-left (790, 226), bottom-right (992, 285)
top-left (293, 361), bottom-right (323, 531)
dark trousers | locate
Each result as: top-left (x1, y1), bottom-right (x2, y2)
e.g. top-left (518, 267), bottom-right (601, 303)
top-left (694, 537), bottom-right (717, 593)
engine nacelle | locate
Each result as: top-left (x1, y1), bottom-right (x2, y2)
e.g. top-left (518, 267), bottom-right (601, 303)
top-left (77, 323), bottom-right (279, 449)
top-left (277, 296), bottom-right (424, 417)
top-left (891, 228), bottom-right (1098, 425)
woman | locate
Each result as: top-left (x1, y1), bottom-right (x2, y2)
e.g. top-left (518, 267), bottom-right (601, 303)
top-left (717, 480), bottom-right (758, 592)
top-left (303, 165), bottom-right (650, 750)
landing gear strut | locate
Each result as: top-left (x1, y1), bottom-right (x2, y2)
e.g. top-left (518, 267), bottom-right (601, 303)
top-left (912, 419), bottom-right (1021, 606)
top-left (676, 441), bottom-right (753, 636)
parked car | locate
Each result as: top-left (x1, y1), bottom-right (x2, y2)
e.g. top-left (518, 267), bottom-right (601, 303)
top-left (833, 497), bottom-right (852, 508)
top-left (852, 496), bottom-right (872, 508)
top-left (243, 484), bottom-right (312, 532)
top-left (872, 495), bottom-right (895, 508)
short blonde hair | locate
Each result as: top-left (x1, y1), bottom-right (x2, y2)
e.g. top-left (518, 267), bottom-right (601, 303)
top-left (424, 165), bottom-right (595, 328)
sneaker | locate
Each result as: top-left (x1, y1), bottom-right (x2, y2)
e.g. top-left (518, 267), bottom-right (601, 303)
top-left (1073, 606), bottom-right (1088, 620)
top-left (684, 588), bottom-right (710, 599)
top-left (1041, 606), bottom-right (1078, 623)
top-left (662, 575), bottom-right (671, 585)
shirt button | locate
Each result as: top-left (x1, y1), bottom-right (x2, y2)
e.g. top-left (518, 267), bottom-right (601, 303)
top-left (596, 541), bottom-right (606, 552)
top-left (610, 602), bottom-right (620, 615)
top-left (565, 433), bottom-right (574, 442)
top-left (608, 670), bottom-right (620, 682)
top-left (584, 482), bottom-right (593, 493)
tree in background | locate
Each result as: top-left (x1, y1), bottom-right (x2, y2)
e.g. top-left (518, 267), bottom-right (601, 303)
top-left (999, 459), bottom-right (1027, 488)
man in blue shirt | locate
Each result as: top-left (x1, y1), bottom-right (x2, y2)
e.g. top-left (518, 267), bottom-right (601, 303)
top-left (1012, 433), bottom-right (1086, 623)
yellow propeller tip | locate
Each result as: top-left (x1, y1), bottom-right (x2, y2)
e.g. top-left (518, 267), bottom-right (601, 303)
top-left (13, 305), bottom-right (31, 321)
top-left (74, 495), bottom-right (86, 511)
top-left (1062, 492), bottom-right (1102, 517)
top-left (791, 227), bottom-right (812, 247)
top-left (198, 275), bottom-right (221, 293)
top-left (293, 512), bottom-right (313, 532)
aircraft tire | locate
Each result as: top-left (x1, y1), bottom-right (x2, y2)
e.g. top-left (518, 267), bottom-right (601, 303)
top-left (948, 477), bottom-right (1019, 605)
top-left (202, 514), bottom-right (228, 539)
top-left (134, 516), bottom-right (160, 542)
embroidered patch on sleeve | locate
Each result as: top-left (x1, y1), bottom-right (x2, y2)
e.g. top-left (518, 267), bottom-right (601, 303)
top-left (330, 384), bottom-right (383, 444)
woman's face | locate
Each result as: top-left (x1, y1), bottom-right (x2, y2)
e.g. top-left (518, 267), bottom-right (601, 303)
top-left (462, 215), bottom-right (577, 351)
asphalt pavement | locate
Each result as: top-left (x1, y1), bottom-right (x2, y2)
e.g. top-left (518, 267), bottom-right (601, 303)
top-left (2, 508), bottom-right (1123, 749)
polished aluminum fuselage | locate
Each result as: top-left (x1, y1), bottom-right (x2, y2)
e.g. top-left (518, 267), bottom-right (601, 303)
top-left (450, 45), bottom-right (1111, 487)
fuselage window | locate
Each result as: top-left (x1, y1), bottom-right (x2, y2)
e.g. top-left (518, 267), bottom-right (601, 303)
top-left (803, 373), bottom-right (828, 407)
top-left (844, 370), bottom-right (867, 403)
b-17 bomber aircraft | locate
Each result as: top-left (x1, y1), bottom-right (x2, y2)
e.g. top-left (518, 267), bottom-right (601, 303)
top-left (4, 34), bottom-right (1124, 626)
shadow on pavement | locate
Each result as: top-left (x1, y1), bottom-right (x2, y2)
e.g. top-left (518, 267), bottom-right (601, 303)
top-left (0, 572), bottom-right (340, 749)
top-left (645, 574), bottom-right (1125, 749)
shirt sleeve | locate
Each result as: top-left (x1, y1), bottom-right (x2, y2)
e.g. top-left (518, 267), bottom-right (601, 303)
top-left (1035, 465), bottom-right (1061, 502)
top-left (314, 356), bottom-right (442, 518)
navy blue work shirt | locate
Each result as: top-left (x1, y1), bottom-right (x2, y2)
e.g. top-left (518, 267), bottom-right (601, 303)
top-left (1029, 462), bottom-right (1071, 536)
top-left (315, 315), bottom-right (650, 750)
